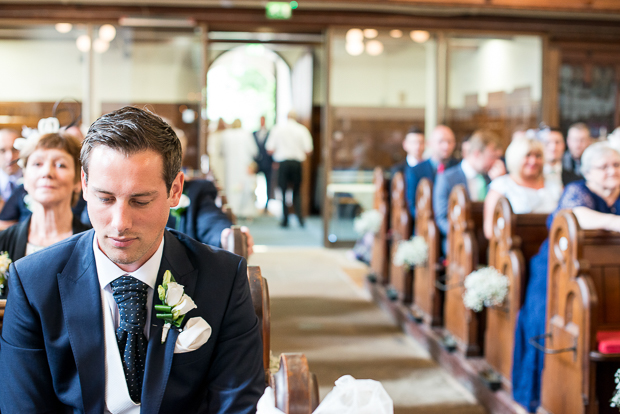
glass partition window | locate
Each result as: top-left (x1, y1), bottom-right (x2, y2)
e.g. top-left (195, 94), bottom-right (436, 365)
top-left (327, 27), bottom-right (430, 245)
top-left (446, 35), bottom-right (543, 150)
top-left (0, 24), bottom-right (86, 130)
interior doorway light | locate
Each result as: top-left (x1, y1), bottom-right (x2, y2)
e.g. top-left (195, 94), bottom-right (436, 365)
top-left (345, 41), bottom-right (364, 56)
top-left (55, 23), bottom-right (72, 34)
top-left (93, 38), bottom-right (109, 53)
top-left (345, 28), bottom-right (363, 43)
top-left (390, 30), bottom-right (403, 38)
top-left (76, 35), bottom-right (91, 52)
top-left (118, 16), bottom-right (196, 28)
top-left (410, 30), bottom-right (430, 43)
top-left (363, 29), bottom-right (378, 39)
top-left (99, 24), bottom-right (116, 42)
top-left (366, 40), bottom-right (383, 56)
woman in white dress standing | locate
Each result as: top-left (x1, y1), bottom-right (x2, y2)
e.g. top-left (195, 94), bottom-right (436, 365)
top-left (483, 137), bottom-right (563, 239)
top-left (207, 118), bottom-right (228, 186)
top-left (222, 119), bottom-right (258, 219)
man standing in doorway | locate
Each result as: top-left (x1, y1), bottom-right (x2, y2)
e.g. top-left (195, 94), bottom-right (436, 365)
top-left (253, 116), bottom-right (273, 213)
top-left (266, 111), bottom-right (313, 227)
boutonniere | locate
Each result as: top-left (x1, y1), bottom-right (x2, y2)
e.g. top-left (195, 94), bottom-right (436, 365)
top-left (155, 270), bottom-right (197, 344)
top-left (0, 251), bottom-right (11, 294)
top-left (170, 194), bottom-right (191, 231)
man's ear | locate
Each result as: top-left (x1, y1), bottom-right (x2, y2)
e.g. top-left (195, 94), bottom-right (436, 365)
top-left (81, 168), bottom-right (87, 193)
top-left (168, 171), bottom-right (185, 207)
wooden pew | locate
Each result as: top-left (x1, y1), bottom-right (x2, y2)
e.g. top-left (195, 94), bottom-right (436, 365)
top-left (270, 353), bottom-right (320, 414)
top-left (226, 225), bottom-right (248, 260)
top-left (248, 266), bottom-right (271, 380)
top-left (539, 210), bottom-right (620, 414)
top-left (369, 167), bottom-right (390, 285)
top-left (443, 185), bottom-right (487, 356)
top-left (412, 178), bottom-right (443, 326)
top-left (388, 171), bottom-right (414, 304)
top-left (0, 299), bottom-right (5, 332)
top-left (485, 196), bottom-right (547, 389)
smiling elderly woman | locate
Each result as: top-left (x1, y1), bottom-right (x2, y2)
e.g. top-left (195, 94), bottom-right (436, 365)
top-left (483, 137), bottom-right (563, 239)
top-left (512, 141), bottom-right (620, 413)
top-left (0, 131), bottom-right (91, 267)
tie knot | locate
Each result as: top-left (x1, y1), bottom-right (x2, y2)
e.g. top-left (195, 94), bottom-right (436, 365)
top-left (110, 275), bottom-right (149, 334)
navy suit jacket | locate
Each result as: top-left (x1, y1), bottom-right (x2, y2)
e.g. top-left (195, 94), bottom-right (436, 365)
top-left (167, 179), bottom-right (232, 248)
top-left (0, 229), bottom-right (264, 413)
top-left (253, 130), bottom-right (272, 173)
top-left (405, 158), bottom-right (458, 219)
top-left (433, 163), bottom-right (490, 253)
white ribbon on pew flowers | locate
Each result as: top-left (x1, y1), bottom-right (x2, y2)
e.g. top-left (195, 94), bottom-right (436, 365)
top-left (462, 266), bottom-right (509, 312)
top-left (610, 368), bottom-right (620, 409)
top-left (353, 209), bottom-right (383, 235)
top-left (393, 236), bottom-right (428, 268)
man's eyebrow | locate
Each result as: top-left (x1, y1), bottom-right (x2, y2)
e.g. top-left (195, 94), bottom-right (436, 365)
top-left (92, 188), bottom-right (158, 197)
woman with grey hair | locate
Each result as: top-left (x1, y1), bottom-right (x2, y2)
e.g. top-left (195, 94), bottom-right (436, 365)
top-left (483, 137), bottom-right (562, 238)
top-left (512, 141), bottom-right (620, 413)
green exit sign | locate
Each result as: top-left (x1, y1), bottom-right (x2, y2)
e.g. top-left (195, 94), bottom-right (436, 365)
top-left (266, 2), bottom-right (292, 20)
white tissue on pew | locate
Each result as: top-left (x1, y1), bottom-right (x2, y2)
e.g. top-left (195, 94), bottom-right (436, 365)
top-left (256, 375), bottom-right (394, 414)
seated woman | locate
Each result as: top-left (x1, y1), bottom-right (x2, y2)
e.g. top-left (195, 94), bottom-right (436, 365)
top-left (483, 137), bottom-right (562, 239)
top-left (0, 131), bottom-right (90, 265)
top-left (512, 142), bottom-right (620, 412)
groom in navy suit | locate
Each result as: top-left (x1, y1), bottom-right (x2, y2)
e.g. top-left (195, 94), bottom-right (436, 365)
top-left (0, 107), bottom-right (264, 413)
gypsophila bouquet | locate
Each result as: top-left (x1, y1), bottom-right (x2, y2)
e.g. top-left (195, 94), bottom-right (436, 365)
top-left (0, 251), bottom-right (11, 287)
top-left (462, 267), bottom-right (509, 312)
top-left (393, 236), bottom-right (428, 268)
top-left (353, 209), bottom-right (383, 235)
top-left (611, 369), bottom-right (620, 409)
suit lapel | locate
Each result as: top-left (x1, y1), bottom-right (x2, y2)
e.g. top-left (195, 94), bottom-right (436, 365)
top-left (57, 230), bottom-right (105, 414)
top-left (141, 231), bottom-right (198, 413)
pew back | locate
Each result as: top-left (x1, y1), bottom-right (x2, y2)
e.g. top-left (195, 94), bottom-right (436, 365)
top-left (389, 171), bottom-right (414, 303)
top-left (444, 185), bottom-right (485, 356)
top-left (370, 167), bottom-right (390, 285)
top-left (540, 210), bottom-right (620, 414)
top-left (485, 196), bottom-right (547, 387)
top-left (227, 225), bottom-right (248, 260)
top-left (270, 353), bottom-right (319, 414)
top-left (413, 178), bottom-right (443, 326)
top-left (248, 266), bottom-right (271, 379)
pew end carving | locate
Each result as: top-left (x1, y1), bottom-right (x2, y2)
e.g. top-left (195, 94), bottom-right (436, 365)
top-left (228, 225), bottom-right (248, 260)
top-left (270, 353), bottom-right (319, 414)
top-left (248, 265), bottom-right (271, 380)
top-left (370, 167), bottom-right (390, 285)
top-left (388, 171), bottom-right (414, 304)
top-left (444, 184), bottom-right (485, 357)
top-left (412, 178), bottom-right (443, 326)
top-left (540, 210), bottom-right (620, 414)
top-left (486, 196), bottom-right (547, 389)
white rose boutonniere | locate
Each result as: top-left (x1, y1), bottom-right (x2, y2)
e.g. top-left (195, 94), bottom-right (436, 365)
top-left (156, 270), bottom-right (197, 343)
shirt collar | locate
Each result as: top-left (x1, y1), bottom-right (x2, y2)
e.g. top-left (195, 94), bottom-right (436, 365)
top-left (94, 233), bottom-right (164, 290)
top-left (406, 155), bottom-right (420, 168)
top-left (461, 159), bottom-right (479, 179)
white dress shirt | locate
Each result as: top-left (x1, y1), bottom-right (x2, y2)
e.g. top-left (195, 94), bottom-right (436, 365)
top-left (265, 119), bottom-right (313, 162)
top-left (544, 162), bottom-right (563, 189)
top-left (461, 159), bottom-right (485, 202)
top-left (94, 234), bottom-right (165, 414)
top-left (406, 155), bottom-right (420, 168)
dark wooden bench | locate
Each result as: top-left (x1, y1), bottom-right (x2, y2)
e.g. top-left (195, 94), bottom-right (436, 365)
top-left (226, 225), bottom-right (248, 260)
top-left (388, 171), bottom-right (414, 304)
top-left (369, 167), bottom-right (390, 285)
top-left (443, 185), bottom-right (487, 356)
top-left (412, 178), bottom-right (443, 326)
top-left (270, 353), bottom-right (320, 414)
top-left (538, 210), bottom-right (620, 414)
top-left (485, 196), bottom-right (547, 389)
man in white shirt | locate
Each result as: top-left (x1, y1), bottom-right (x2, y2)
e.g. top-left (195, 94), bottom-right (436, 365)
top-left (265, 111), bottom-right (313, 227)
top-left (542, 127), bottom-right (580, 188)
top-left (0, 107), bottom-right (264, 414)
top-left (0, 128), bottom-right (22, 203)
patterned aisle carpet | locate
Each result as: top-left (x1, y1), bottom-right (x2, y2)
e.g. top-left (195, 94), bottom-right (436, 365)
top-left (248, 247), bottom-right (485, 414)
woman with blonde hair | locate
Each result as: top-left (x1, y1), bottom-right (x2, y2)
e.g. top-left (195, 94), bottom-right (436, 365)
top-left (0, 130), bottom-right (90, 266)
top-left (483, 137), bottom-right (562, 238)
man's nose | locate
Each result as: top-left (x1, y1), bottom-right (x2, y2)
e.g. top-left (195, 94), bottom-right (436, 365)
top-left (111, 202), bottom-right (132, 234)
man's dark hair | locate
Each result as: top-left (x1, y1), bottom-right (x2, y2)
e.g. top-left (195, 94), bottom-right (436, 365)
top-left (81, 106), bottom-right (182, 192)
top-left (408, 126), bottom-right (423, 135)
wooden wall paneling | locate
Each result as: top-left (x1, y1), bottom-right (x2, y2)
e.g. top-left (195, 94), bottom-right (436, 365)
top-left (322, 27), bottom-right (333, 247)
top-left (542, 37), bottom-right (560, 127)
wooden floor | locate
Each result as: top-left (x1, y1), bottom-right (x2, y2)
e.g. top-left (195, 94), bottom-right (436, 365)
top-left (249, 247), bottom-right (486, 414)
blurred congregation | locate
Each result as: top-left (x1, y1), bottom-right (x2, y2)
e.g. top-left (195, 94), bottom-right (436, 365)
top-left (1, 0), bottom-right (620, 413)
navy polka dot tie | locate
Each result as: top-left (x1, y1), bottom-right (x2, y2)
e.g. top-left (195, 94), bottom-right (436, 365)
top-left (111, 275), bottom-right (149, 404)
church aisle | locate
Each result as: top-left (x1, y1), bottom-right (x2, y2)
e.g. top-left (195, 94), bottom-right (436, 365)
top-left (249, 247), bottom-right (486, 414)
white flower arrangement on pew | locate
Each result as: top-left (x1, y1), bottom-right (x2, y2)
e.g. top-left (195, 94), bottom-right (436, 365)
top-left (393, 236), bottom-right (428, 268)
top-left (611, 369), bottom-right (620, 409)
top-left (462, 266), bottom-right (509, 312)
top-left (353, 209), bottom-right (383, 235)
